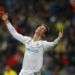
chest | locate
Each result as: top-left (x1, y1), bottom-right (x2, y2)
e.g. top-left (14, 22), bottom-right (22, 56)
top-left (25, 41), bottom-right (43, 54)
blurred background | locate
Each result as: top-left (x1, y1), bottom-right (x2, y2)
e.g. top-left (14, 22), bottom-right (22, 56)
top-left (0, 0), bottom-right (75, 75)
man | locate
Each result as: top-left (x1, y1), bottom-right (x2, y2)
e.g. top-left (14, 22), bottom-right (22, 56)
top-left (2, 14), bottom-right (63, 75)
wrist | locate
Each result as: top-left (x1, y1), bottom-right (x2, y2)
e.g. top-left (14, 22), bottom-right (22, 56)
top-left (4, 20), bottom-right (9, 24)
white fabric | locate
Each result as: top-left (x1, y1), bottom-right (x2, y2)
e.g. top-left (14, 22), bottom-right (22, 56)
top-left (7, 22), bottom-right (61, 73)
top-left (19, 69), bottom-right (34, 75)
top-left (7, 22), bottom-right (31, 44)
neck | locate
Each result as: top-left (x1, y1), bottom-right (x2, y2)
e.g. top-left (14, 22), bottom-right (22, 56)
top-left (33, 34), bottom-right (42, 41)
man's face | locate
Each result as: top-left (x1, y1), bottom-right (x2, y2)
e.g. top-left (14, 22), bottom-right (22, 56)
top-left (35, 25), bottom-right (47, 37)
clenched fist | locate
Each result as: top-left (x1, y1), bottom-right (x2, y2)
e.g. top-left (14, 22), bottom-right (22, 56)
top-left (58, 32), bottom-right (63, 38)
top-left (2, 13), bottom-right (9, 23)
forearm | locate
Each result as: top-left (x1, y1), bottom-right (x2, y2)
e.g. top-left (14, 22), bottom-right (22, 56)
top-left (2, 14), bottom-right (25, 43)
top-left (5, 21), bottom-right (24, 42)
top-left (6, 21), bottom-right (18, 37)
top-left (2, 14), bottom-right (16, 34)
top-left (52, 32), bottom-right (63, 46)
top-left (43, 32), bottom-right (63, 51)
top-left (53, 36), bottom-right (61, 45)
top-left (5, 21), bottom-right (28, 43)
top-left (49, 36), bottom-right (61, 49)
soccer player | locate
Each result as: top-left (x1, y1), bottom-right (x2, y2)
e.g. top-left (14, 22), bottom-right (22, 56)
top-left (2, 14), bottom-right (63, 75)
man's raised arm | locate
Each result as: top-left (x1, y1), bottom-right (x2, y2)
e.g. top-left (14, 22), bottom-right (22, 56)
top-left (2, 14), bottom-right (31, 44)
top-left (50, 32), bottom-right (63, 47)
top-left (42, 32), bottom-right (63, 51)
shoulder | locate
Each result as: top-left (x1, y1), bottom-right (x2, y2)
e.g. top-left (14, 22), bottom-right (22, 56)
top-left (24, 36), bottom-right (32, 40)
top-left (22, 36), bottom-right (32, 44)
top-left (38, 40), bottom-right (50, 45)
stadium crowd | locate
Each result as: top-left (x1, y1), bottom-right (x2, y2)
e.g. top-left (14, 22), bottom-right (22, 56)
top-left (0, 0), bottom-right (75, 75)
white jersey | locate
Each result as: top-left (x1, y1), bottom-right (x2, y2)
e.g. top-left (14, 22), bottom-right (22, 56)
top-left (6, 22), bottom-right (61, 73)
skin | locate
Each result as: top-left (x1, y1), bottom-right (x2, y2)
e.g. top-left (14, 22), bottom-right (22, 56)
top-left (2, 14), bottom-right (63, 41)
top-left (33, 25), bottom-right (48, 41)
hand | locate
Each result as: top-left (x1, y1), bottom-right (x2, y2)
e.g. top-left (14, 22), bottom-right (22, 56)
top-left (58, 32), bottom-right (63, 38)
top-left (2, 13), bottom-right (8, 23)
